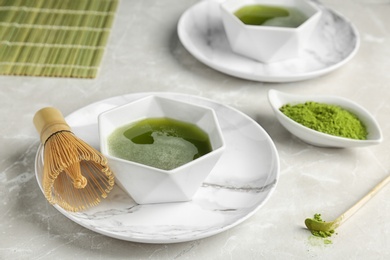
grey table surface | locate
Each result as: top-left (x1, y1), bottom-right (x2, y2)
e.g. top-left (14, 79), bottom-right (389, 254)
top-left (1, 0), bottom-right (390, 259)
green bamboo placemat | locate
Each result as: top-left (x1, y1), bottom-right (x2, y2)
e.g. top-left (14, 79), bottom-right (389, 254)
top-left (0, 0), bottom-right (118, 78)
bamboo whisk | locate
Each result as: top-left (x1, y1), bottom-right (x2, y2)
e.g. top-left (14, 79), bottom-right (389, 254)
top-left (33, 107), bottom-right (115, 212)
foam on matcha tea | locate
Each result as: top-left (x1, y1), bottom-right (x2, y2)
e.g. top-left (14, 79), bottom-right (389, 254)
top-left (234, 4), bottom-right (308, 28)
top-left (107, 118), bottom-right (212, 170)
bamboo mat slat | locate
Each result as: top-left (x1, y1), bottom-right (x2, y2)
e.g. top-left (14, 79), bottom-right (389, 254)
top-left (0, 0), bottom-right (118, 78)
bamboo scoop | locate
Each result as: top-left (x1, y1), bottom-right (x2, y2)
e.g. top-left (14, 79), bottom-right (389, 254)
top-left (34, 107), bottom-right (115, 212)
top-left (305, 174), bottom-right (390, 233)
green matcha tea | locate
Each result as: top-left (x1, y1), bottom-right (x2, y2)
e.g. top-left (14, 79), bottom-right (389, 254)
top-left (107, 117), bottom-right (212, 170)
top-left (234, 4), bottom-right (308, 28)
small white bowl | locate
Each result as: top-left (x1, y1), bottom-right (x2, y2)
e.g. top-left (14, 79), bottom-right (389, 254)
top-left (268, 89), bottom-right (383, 148)
top-left (98, 95), bottom-right (225, 204)
top-left (220, 0), bottom-right (321, 63)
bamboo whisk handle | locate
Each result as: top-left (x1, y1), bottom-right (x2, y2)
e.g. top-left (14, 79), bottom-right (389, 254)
top-left (33, 107), bottom-right (71, 144)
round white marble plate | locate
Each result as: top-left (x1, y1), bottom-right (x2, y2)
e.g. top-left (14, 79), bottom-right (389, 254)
top-left (34, 92), bottom-right (280, 243)
top-left (177, 0), bottom-right (359, 82)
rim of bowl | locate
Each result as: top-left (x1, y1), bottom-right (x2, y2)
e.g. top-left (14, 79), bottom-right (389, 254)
top-left (98, 95), bottom-right (227, 173)
top-left (220, 0), bottom-right (322, 31)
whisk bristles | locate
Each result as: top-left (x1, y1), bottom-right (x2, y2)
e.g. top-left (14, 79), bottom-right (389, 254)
top-left (43, 131), bottom-right (115, 212)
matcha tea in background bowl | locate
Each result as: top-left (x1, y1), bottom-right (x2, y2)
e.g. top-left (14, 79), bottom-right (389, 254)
top-left (268, 89), bottom-right (383, 148)
top-left (98, 95), bottom-right (225, 204)
top-left (220, 0), bottom-right (322, 63)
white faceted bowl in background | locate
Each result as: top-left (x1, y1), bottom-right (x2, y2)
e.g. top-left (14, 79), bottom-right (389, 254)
top-left (98, 95), bottom-right (225, 204)
top-left (220, 0), bottom-right (322, 63)
top-left (268, 89), bottom-right (383, 148)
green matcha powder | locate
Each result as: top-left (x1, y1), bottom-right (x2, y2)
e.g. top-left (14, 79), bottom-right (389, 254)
top-left (280, 102), bottom-right (368, 140)
top-left (311, 214), bottom-right (335, 238)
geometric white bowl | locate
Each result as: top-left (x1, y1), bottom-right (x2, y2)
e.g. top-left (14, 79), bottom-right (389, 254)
top-left (220, 0), bottom-right (322, 63)
top-left (268, 89), bottom-right (383, 148)
top-left (98, 95), bottom-right (225, 204)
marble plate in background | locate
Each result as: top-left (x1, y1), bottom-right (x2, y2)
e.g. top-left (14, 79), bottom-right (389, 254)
top-left (34, 92), bottom-right (280, 243)
top-left (177, 0), bottom-right (359, 82)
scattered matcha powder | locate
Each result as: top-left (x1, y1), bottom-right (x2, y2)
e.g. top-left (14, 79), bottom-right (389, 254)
top-left (280, 102), bottom-right (368, 140)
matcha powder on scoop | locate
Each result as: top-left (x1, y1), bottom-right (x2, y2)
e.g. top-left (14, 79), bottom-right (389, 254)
top-left (309, 214), bottom-right (335, 238)
top-left (306, 214), bottom-right (336, 245)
